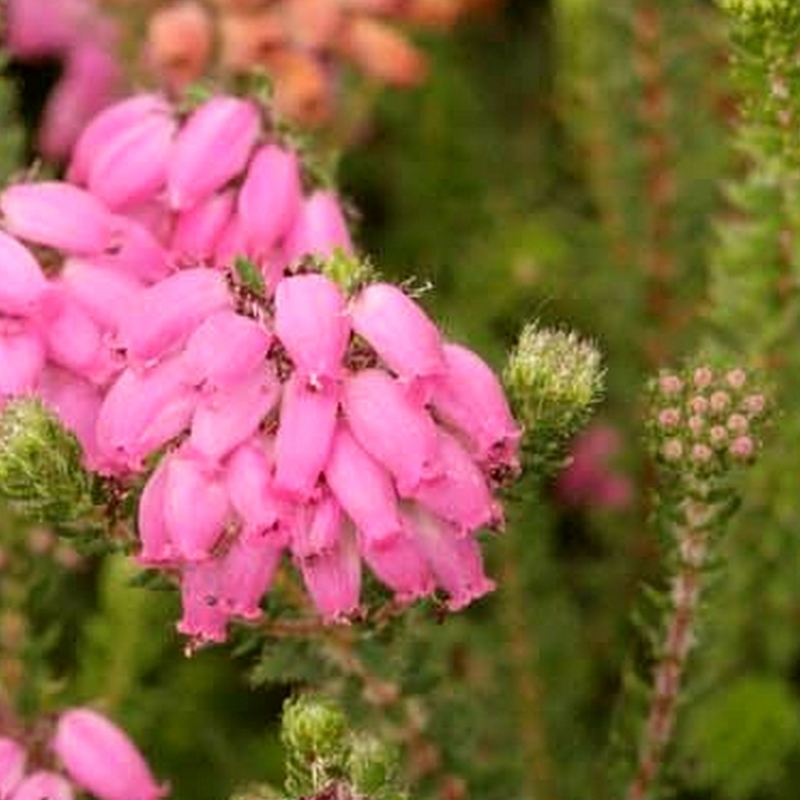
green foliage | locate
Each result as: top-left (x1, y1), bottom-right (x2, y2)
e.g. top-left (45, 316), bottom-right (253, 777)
top-left (0, 56), bottom-right (23, 182)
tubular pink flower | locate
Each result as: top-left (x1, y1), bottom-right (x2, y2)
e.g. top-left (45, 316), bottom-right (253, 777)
top-left (342, 369), bottom-right (441, 494)
top-left (69, 94), bottom-right (172, 185)
top-left (0, 325), bottom-right (45, 397)
top-left (0, 737), bottom-right (26, 799)
top-left (137, 457), bottom-right (177, 566)
top-left (411, 430), bottom-right (501, 532)
top-left (5, 0), bottom-right (85, 58)
top-left (402, 506), bottom-right (495, 610)
top-left (290, 493), bottom-right (343, 558)
top-left (431, 343), bottom-right (521, 466)
top-left (53, 708), bottom-right (166, 800)
top-left (298, 524), bottom-right (361, 621)
top-left (217, 537), bottom-right (283, 618)
top-left (86, 111), bottom-right (177, 211)
top-left (350, 282), bottom-right (446, 387)
top-left (1, 182), bottom-right (118, 255)
top-left (96, 356), bottom-right (197, 470)
top-left (9, 771), bottom-right (73, 800)
top-left (237, 145), bottom-right (303, 254)
top-left (178, 560), bottom-right (230, 644)
top-left (358, 530), bottom-right (435, 604)
top-left (163, 450), bottom-right (230, 561)
top-left (0, 231), bottom-right (49, 315)
top-left (167, 97), bottom-right (261, 210)
top-left (170, 191), bottom-right (236, 262)
top-left (181, 310), bottom-right (270, 394)
top-left (274, 375), bottom-right (339, 499)
top-left (282, 190), bottom-right (354, 264)
top-left (225, 440), bottom-right (289, 545)
top-left (324, 423), bottom-right (403, 546)
top-left (189, 372), bottom-right (281, 461)
top-left (274, 273), bottom-right (350, 384)
top-left (94, 217), bottom-right (171, 284)
top-left (60, 259), bottom-right (143, 334)
top-left (119, 268), bottom-right (232, 363)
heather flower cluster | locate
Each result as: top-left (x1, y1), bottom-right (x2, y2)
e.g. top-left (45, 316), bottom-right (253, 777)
top-left (0, 93), bottom-right (521, 645)
top-left (0, 708), bottom-right (164, 800)
top-left (4, 0), bottom-right (120, 159)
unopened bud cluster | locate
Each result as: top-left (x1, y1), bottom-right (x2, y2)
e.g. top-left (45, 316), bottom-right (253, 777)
top-left (650, 366), bottom-right (767, 476)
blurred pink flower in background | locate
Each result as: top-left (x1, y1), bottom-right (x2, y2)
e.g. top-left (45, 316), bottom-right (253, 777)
top-left (4, 0), bottom-right (121, 160)
top-left (555, 423), bottom-right (633, 511)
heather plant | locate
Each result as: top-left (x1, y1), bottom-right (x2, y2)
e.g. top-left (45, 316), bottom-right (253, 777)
top-left (2, 2), bottom-right (800, 800)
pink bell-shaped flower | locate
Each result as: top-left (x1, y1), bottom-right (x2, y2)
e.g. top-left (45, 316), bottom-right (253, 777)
top-left (0, 231), bottom-right (48, 315)
top-left (53, 708), bottom-right (166, 800)
top-left (0, 737), bottom-right (26, 799)
top-left (10, 771), bottom-right (74, 800)
top-left (282, 190), bottom-right (354, 264)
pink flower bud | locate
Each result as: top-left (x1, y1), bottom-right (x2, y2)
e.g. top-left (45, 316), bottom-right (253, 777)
top-left (170, 191), bottom-right (235, 262)
top-left (119, 268), bottom-right (232, 363)
top-left (661, 439), bottom-right (683, 461)
top-left (324, 423), bottom-right (403, 546)
top-left (657, 408), bottom-right (680, 428)
top-left (730, 436), bottom-right (755, 460)
top-left (693, 367), bottom-right (713, 388)
top-left (282, 190), bottom-right (354, 264)
top-left (298, 525), bottom-right (361, 621)
top-left (93, 217), bottom-right (171, 284)
top-left (687, 415), bottom-right (704, 436)
top-left (725, 369), bottom-right (747, 389)
top-left (86, 110), bottom-right (177, 211)
top-left (743, 394), bottom-right (766, 416)
top-left (0, 737), bottom-right (26, 799)
top-left (350, 283), bottom-right (446, 391)
top-left (190, 372), bottom-right (281, 461)
top-left (343, 369), bottom-right (441, 495)
top-left (163, 450), bottom-right (230, 561)
top-left (237, 145), bottom-right (303, 254)
top-left (53, 708), bottom-right (166, 800)
top-left (167, 97), bottom-right (260, 210)
top-left (709, 391), bottom-right (730, 413)
top-left (225, 440), bottom-right (288, 545)
top-left (658, 374), bottom-right (683, 395)
top-left (10, 771), bottom-right (73, 800)
top-left (274, 273), bottom-right (350, 385)
top-left (274, 375), bottom-right (339, 499)
top-left (1, 182), bottom-right (118, 255)
top-left (691, 444), bottom-right (713, 464)
top-left (181, 310), bottom-right (271, 394)
top-left (5, 0), bottom-right (84, 58)
top-left (689, 396), bottom-right (708, 415)
top-left (69, 95), bottom-right (172, 185)
top-left (0, 231), bottom-right (48, 315)
top-left (402, 507), bottom-right (495, 611)
top-left (431, 343), bottom-right (521, 467)
top-left (727, 413), bottom-right (749, 433)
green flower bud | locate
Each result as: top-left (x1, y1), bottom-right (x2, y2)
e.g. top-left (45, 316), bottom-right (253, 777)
top-left (718, 0), bottom-right (799, 25)
top-left (504, 323), bottom-right (604, 474)
top-left (320, 250), bottom-right (374, 296)
top-left (347, 735), bottom-right (400, 798)
top-left (0, 398), bottom-right (93, 524)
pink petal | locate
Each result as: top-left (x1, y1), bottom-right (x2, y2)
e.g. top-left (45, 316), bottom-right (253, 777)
top-left (237, 145), bottom-right (303, 254)
top-left (10, 771), bottom-right (73, 800)
top-left (342, 369), bottom-right (441, 494)
top-left (290, 493), bottom-right (343, 558)
top-left (190, 372), bottom-right (281, 462)
top-left (274, 273), bottom-right (350, 384)
top-left (136, 457), bottom-right (177, 566)
top-left (164, 451), bottom-right (230, 561)
top-left (431, 343), bottom-right (521, 468)
top-left (167, 97), bottom-right (260, 210)
top-left (0, 230), bottom-right (48, 315)
top-left (217, 537), bottom-right (283, 618)
top-left (0, 737), bottom-right (26, 799)
top-left (0, 324), bottom-right (44, 396)
top-left (358, 529), bottom-right (435, 604)
top-left (350, 282), bottom-right (446, 388)
top-left (119, 268), bottom-right (232, 363)
top-left (178, 561), bottom-right (230, 644)
top-left (54, 708), bottom-right (165, 800)
top-left (93, 217), bottom-right (171, 283)
top-left (324, 423), bottom-right (402, 547)
top-left (273, 375), bottom-right (339, 499)
top-left (282, 190), bottom-right (354, 264)
top-left (170, 190), bottom-right (235, 262)
top-left (181, 310), bottom-right (270, 393)
top-left (1, 181), bottom-right (118, 255)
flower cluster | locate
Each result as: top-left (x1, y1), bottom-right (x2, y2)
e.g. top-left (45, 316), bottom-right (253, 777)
top-left (4, 0), bottom-right (120, 159)
top-left (0, 708), bottom-right (164, 800)
top-left (0, 92), bottom-right (521, 645)
top-left (650, 366), bottom-right (767, 474)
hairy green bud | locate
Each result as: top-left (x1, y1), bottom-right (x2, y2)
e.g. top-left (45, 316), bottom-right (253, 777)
top-left (0, 398), bottom-right (93, 523)
top-left (504, 322), bottom-right (604, 474)
top-left (320, 250), bottom-right (374, 296)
